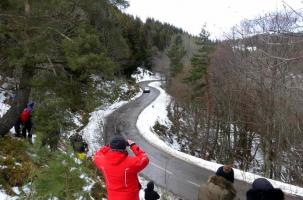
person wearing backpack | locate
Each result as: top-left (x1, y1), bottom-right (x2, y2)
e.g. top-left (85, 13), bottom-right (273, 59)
top-left (14, 102), bottom-right (34, 138)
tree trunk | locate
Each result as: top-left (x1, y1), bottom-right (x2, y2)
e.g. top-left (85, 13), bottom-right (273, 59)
top-left (0, 67), bottom-right (34, 136)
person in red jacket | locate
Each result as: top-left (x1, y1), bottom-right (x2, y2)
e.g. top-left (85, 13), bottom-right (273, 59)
top-left (93, 136), bottom-right (149, 200)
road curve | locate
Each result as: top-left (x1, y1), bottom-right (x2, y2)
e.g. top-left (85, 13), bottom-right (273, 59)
top-left (104, 80), bottom-right (302, 200)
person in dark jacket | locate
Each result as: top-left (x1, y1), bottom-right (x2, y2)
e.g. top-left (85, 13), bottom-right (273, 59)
top-left (93, 136), bottom-right (149, 200)
top-left (144, 181), bottom-right (160, 200)
top-left (246, 178), bottom-right (284, 200)
top-left (216, 164), bottom-right (234, 183)
top-left (70, 133), bottom-right (88, 158)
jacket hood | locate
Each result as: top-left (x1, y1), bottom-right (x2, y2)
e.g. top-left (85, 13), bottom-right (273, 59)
top-left (146, 181), bottom-right (154, 191)
top-left (252, 178), bottom-right (274, 190)
top-left (208, 176), bottom-right (236, 195)
top-left (105, 149), bottom-right (128, 165)
top-left (198, 175), bottom-right (237, 200)
top-left (246, 188), bottom-right (284, 200)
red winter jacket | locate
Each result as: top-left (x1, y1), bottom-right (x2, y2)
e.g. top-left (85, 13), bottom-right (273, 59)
top-left (93, 143), bottom-right (149, 200)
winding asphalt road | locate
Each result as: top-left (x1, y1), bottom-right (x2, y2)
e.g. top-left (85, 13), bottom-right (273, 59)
top-left (104, 81), bottom-right (302, 200)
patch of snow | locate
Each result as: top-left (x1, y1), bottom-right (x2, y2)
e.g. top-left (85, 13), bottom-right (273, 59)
top-left (0, 89), bottom-right (17, 136)
top-left (74, 157), bottom-right (82, 165)
top-left (70, 167), bottom-right (77, 171)
top-left (22, 184), bottom-right (31, 195)
top-left (30, 134), bottom-right (37, 144)
top-left (250, 136), bottom-right (263, 173)
top-left (80, 174), bottom-right (95, 192)
top-left (232, 44), bottom-right (257, 52)
top-left (11, 187), bottom-right (20, 195)
top-left (136, 81), bottom-right (303, 197)
top-left (73, 113), bottom-right (83, 127)
top-left (0, 91), bottom-right (10, 118)
top-left (169, 136), bottom-right (181, 151)
top-left (1, 83), bottom-right (9, 89)
top-left (90, 74), bottom-right (102, 82)
top-left (131, 67), bottom-right (162, 83)
top-left (0, 190), bottom-right (18, 200)
top-left (120, 83), bottom-right (129, 93)
top-left (141, 82), bottom-right (172, 130)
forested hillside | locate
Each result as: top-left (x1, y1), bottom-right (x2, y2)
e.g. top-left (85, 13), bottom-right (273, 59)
top-left (0, 0), bottom-right (185, 139)
top-left (163, 10), bottom-right (303, 187)
top-left (0, 0), bottom-right (184, 198)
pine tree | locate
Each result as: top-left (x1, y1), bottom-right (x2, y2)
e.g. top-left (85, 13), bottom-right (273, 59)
top-left (32, 151), bottom-right (86, 199)
top-left (0, 0), bottom-right (119, 137)
top-left (167, 35), bottom-right (186, 76)
top-left (0, 0), bottom-right (185, 141)
top-left (186, 28), bottom-right (214, 95)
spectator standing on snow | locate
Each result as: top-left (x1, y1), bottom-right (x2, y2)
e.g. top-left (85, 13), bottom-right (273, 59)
top-left (144, 181), bottom-right (160, 200)
top-left (246, 178), bottom-right (284, 200)
top-left (14, 102), bottom-right (34, 138)
top-left (198, 164), bottom-right (237, 200)
top-left (93, 136), bottom-right (149, 200)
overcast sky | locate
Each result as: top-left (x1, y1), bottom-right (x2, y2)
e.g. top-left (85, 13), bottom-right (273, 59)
top-left (125, 0), bottom-right (303, 39)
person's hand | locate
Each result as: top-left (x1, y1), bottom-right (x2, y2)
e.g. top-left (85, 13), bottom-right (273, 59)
top-left (127, 139), bottom-right (135, 146)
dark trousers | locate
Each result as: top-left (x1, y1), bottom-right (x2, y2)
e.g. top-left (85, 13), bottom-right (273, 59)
top-left (14, 119), bottom-right (32, 138)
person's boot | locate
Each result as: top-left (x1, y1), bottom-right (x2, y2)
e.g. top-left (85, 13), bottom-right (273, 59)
top-left (15, 130), bottom-right (21, 137)
top-left (15, 133), bottom-right (21, 137)
top-left (21, 124), bottom-right (27, 138)
top-left (14, 125), bottom-right (21, 137)
top-left (27, 135), bottom-right (33, 144)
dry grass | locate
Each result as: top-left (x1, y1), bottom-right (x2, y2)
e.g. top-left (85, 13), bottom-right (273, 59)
top-left (0, 136), bottom-right (33, 194)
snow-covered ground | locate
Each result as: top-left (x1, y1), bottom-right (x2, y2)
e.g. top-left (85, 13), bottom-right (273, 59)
top-left (0, 191), bottom-right (17, 200)
top-left (136, 77), bottom-right (303, 197)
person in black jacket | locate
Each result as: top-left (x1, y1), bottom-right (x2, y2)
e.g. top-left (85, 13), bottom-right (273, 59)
top-left (144, 181), bottom-right (160, 200)
top-left (246, 178), bottom-right (284, 200)
top-left (216, 164), bottom-right (234, 183)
